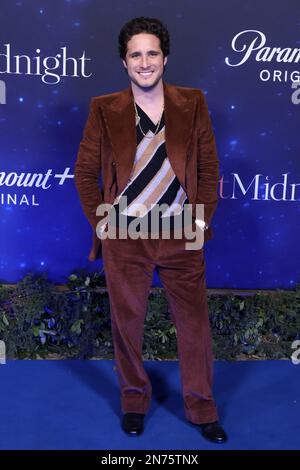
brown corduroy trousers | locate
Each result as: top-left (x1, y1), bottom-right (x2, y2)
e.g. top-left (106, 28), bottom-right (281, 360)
top-left (101, 230), bottom-right (219, 425)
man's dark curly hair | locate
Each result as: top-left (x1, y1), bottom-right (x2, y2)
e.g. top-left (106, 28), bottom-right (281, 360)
top-left (118, 16), bottom-right (170, 60)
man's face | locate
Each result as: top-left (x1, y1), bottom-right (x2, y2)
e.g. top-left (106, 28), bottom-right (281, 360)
top-left (122, 33), bottom-right (168, 90)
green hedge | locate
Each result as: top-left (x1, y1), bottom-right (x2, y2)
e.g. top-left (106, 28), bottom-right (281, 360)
top-left (0, 272), bottom-right (299, 360)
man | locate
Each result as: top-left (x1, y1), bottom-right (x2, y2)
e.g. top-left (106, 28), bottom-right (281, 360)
top-left (74, 17), bottom-right (227, 444)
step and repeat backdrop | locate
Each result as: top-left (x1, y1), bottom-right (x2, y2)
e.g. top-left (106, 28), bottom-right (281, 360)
top-left (0, 0), bottom-right (299, 288)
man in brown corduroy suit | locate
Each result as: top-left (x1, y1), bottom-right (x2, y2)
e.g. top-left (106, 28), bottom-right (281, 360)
top-left (74, 16), bottom-right (227, 443)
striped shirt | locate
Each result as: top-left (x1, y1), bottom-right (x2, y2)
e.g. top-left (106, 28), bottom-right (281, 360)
top-left (111, 103), bottom-right (190, 234)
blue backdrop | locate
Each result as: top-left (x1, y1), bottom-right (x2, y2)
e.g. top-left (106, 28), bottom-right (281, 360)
top-left (0, 0), bottom-right (299, 288)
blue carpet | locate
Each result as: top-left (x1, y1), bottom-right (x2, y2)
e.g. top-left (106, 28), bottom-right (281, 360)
top-left (0, 360), bottom-right (299, 450)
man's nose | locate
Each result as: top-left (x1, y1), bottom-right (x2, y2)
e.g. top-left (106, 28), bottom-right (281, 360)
top-left (141, 56), bottom-right (149, 68)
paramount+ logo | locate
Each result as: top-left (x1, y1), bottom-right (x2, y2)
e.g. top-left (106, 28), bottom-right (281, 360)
top-left (0, 43), bottom-right (92, 104)
top-left (225, 30), bottom-right (300, 104)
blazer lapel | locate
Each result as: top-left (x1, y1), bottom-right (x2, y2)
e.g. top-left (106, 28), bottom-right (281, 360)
top-left (101, 80), bottom-right (196, 195)
top-left (101, 86), bottom-right (137, 194)
top-left (163, 80), bottom-right (196, 191)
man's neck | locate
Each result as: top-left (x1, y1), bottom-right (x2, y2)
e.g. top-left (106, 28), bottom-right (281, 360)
top-left (131, 79), bottom-right (164, 108)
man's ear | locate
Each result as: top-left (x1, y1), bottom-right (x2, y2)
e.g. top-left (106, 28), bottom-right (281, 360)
top-left (163, 56), bottom-right (168, 66)
top-left (122, 59), bottom-right (127, 70)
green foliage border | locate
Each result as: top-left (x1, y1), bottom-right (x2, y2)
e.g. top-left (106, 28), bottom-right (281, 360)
top-left (0, 271), bottom-right (299, 361)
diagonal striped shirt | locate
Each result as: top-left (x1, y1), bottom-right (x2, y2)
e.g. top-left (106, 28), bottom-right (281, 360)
top-left (112, 103), bottom-right (189, 233)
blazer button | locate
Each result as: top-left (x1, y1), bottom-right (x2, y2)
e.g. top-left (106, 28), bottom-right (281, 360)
top-left (112, 161), bottom-right (116, 166)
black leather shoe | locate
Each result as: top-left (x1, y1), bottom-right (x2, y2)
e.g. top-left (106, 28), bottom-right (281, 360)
top-left (199, 421), bottom-right (228, 444)
top-left (121, 413), bottom-right (145, 436)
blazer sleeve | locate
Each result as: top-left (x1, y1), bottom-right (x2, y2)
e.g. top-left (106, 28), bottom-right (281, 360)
top-left (195, 91), bottom-right (220, 228)
top-left (74, 98), bottom-right (104, 232)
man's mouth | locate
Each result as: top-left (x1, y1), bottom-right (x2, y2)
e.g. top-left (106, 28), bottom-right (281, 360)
top-left (138, 71), bottom-right (153, 77)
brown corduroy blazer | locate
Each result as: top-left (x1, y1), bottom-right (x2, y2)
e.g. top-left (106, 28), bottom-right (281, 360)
top-left (74, 80), bottom-right (219, 261)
